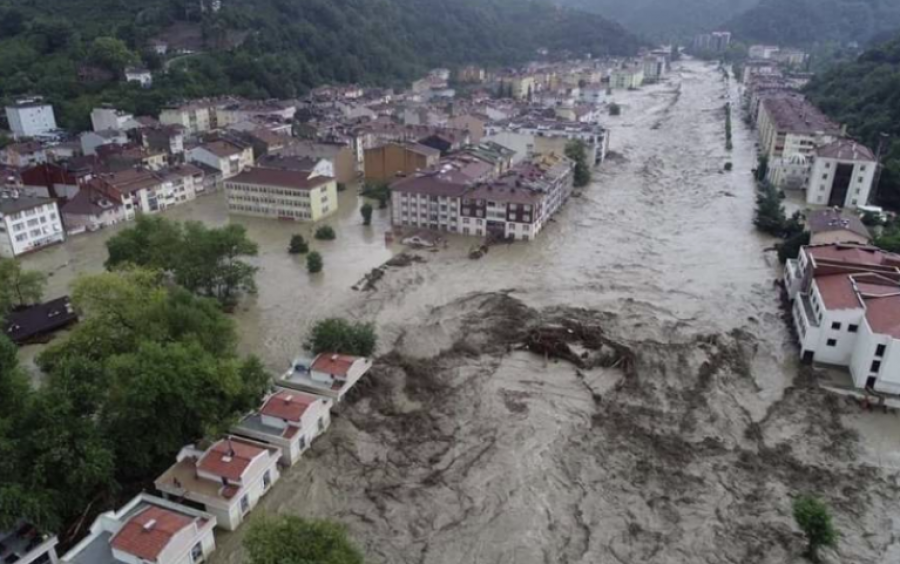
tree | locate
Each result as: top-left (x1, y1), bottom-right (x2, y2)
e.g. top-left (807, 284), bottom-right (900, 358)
top-left (793, 495), bottom-right (838, 562)
top-left (608, 102), bottom-right (621, 116)
top-left (289, 234), bottom-right (309, 254)
top-left (106, 217), bottom-right (259, 306)
top-left (756, 155), bottom-right (769, 182)
top-left (361, 182), bottom-right (390, 209)
top-left (360, 203), bottom-right (374, 226)
top-left (0, 258), bottom-right (47, 316)
top-left (315, 225), bottom-right (337, 240)
top-left (307, 251), bottom-right (324, 273)
top-left (89, 36), bottom-right (139, 73)
top-left (244, 516), bottom-right (364, 564)
top-left (754, 183), bottom-right (789, 236)
top-left (565, 140), bottom-right (592, 188)
top-left (308, 318), bottom-right (377, 356)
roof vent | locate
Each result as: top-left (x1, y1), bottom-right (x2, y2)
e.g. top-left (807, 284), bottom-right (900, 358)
top-left (222, 455), bottom-right (233, 463)
top-left (331, 354), bottom-right (338, 360)
top-left (284, 395), bottom-right (294, 403)
top-left (143, 519), bottom-right (157, 531)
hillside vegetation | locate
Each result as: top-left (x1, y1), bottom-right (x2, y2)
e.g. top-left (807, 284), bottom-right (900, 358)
top-left (805, 34), bottom-right (900, 207)
top-left (558, 0), bottom-right (757, 41)
top-left (726, 0), bottom-right (900, 46)
top-left (0, 0), bottom-right (641, 131)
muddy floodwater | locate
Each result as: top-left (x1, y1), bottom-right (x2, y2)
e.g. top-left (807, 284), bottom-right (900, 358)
top-left (22, 61), bottom-right (900, 563)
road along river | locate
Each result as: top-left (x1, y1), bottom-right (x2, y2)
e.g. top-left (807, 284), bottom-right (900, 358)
top-left (21, 60), bottom-right (900, 563)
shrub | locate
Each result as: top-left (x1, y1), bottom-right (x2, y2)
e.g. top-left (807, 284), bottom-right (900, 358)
top-left (314, 225), bottom-right (336, 240)
top-left (336, 182), bottom-right (347, 192)
top-left (308, 318), bottom-right (377, 356)
top-left (288, 234), bottom-right (308, 254)
top-left (793, 495), bottom-right (837, 563)
top-left (307, 251), bottom-right (323, 273)
top-left (608, 102), bottom-right (621, 116)
top-left (360, 203), bottom-right (373, 226)
top-left (724, 162), bottom-right (733, 171)
top-left (244, 516), bottom-right (363, 564)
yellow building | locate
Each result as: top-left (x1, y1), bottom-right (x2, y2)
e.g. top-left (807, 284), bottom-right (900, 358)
top-left (225, 167), bottom-right (338, 222)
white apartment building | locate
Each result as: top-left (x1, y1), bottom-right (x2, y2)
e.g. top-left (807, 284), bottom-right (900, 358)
top-left (611, 66), bottom-right (644, 90)
top-left (91, 107), bottom-right (138, 132)
top-left (757, 97), bottom-right (842, 161)
top-left (233, 388), bottom-right (334, 466)
top-left (61, 494), bottom-right (216, 564)
top-left (155, 437), bottom-right (281, 531)
top-left (5, 98), bottom-right (57, 139)
top-left (485, 119), bottom-right (610, 165)
top-left (0, 195), bottom-right (65, 257)
top-left (225, 167), bottom-right (337, 222)
top-left (188, 140), bottom-right (254, 179)
top-left (160, 104), bottom-right (213, 135)
top-left (785, 244), bottom-right (900, 394)
top-left (805, 139), bottom-right (877, 209)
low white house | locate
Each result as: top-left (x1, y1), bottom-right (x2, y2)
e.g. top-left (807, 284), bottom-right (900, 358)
top-left (0, 523), bottom-right (59, 564)
top-left (233, 388), bottom-right (334, 466)
top-left (155, 436), bottom-right (281, 531)
top-left (125, 67), bottom-right (153, 88)
top-left (188, 140), bottom-right (254, 179)
top-left (61, 494), bottom-right (216, 564)
top-left (279, 353), bottom-right (373, 401)
top-left (0, 195), bottom-right (65, 257)
top-left (785, 244), bottom-right (900, 394)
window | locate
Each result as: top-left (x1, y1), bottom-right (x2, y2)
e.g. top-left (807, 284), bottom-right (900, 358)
top-left (822, 174), bottom-right (828, 180)
top-left (848, 325), bottom-right (858, 333)
top-left (826, 339), bottom-right (837, 347)
top-left (831, 322), bottom-right (841, 330)
top-left (263, 470), bottom-right (272, 489)
top-left (240, 495), bottom-right (250, 514)
top-left (871, 360), bottom-right (882, 373)
top-left (876, 344), bottom-right (886, 357)
top-left (191, 542), bottom-right (203, 563)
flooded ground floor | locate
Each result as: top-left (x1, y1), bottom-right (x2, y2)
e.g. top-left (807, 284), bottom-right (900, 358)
top-left (20, 60), bottom-right (900, 563)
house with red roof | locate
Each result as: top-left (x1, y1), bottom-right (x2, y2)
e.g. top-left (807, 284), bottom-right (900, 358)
top-left (61, 493), bottom-right (216, 564)
top-left (279, 353), bottom-right (373, 401)
top-left (232, 388), bottom-right (333, 466)
top-left (154, 436), bottom-right (281, 531)
top-left (785, 243), bottom-right (900, 393)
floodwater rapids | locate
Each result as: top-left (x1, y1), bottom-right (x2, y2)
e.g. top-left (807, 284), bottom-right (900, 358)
top-left (19, 61), bottom-right (900, 563)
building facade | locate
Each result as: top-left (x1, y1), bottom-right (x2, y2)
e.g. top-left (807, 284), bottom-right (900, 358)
top-left (5, 98), bottom-right (57, 139)
top-left (225, 167), bottom-right (338, 222)
top-left (0, 196), bottom-right (65, 257)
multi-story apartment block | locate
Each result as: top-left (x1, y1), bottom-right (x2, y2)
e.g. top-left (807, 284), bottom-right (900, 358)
top-left (155, 437), bottom-right (281, 531)
top-left (61, 494), bottom-right (217, 564)
top-left (91, 106), bottom-right (138, 132)
top-left (0, 195), bottom-right (65, 257)
top-left (390, 154), bottom-right (574, 242)
top-left (225, 166), bottom-right (338, 222)
top-left (364, 142), bottom-right (440, 182)
top-left (485, 119), bottom-right (610, 166)
top-left (757, 97), bottom-right (841, 160)
top-left (160, 103), bottom-right (214, 135)
top-left (785, 244), bottom-right (900, 394)
top-left (805, 139), bottom-right (878, 209)
top-left (5, 98), bottom-right (57, 139)
top-left (187, 140), bottom-right (254, 179)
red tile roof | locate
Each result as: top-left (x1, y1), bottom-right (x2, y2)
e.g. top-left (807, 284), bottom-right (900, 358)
top-left (807, 245), bottom-right (900, 268)
top-left (228, 167), bottom-right (333, 191)
top-left (864, 294), bottom-right (900, 339)
top-left (110, 506), bottom-right (193, 561)
top-left (197, 438), bottom-right (265, 481)
top-left (815, 274), bottom-right (862, 310)
top-left (311, 353), bottom-right (359, 377)
top-left (260, 390), bottom-right (316, 422)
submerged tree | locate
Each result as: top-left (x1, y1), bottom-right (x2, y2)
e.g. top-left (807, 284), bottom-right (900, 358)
top-left (244, 516), bottom-right (364, 564)
top-left (0, 258), bottom-right (46, 316)
top-left (308, 318), bottom-right (376, 356)
top-left (793, 495), bottom-right (838, 563)
top-left (565, 139), bottom-right (592, 188)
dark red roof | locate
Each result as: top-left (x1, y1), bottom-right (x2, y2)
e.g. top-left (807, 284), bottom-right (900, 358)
top-left (228, 167), bottom-right (333, 191)
top-left (110, 506), bottom-right (193, 561)
top-left (311, 353), bottom-right (359, 377)
top-left (260, 390), bottom-right (316, 422)
top-left (197, 438), bottom-right (265, 481)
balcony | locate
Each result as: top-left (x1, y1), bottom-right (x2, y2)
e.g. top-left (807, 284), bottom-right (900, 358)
top-left (798, 292), bottom-right (820, 328)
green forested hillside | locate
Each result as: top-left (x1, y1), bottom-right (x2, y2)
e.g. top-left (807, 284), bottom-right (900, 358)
top-left (726, 0), bottom-right (900, 46)
top-left (0, 0), bottom-right (641, 131)
top-left (805, 34), bottom-right (900, 206)
top-left (557, 0), bottom-right (758, 41)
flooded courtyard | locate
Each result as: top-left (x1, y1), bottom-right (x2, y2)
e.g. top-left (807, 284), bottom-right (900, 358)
top-left (20, 60), bottom-right (900, 563)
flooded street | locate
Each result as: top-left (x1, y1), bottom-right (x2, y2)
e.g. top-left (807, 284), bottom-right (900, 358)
top-left (22, 60), bottom-right (900, 563)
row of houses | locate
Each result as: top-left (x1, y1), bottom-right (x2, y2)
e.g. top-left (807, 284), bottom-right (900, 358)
top-left (744, 65), bottom-right (880, 211)
top-left (3, 353), bottom-right (372, 564)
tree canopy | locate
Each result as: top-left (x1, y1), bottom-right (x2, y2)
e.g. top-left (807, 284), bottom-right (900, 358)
top-left (105, 216), bottom-right (259, 306)
top-left (244, 516), bottom-right (364, 564)
top-left (0, 268), bottom-right (273, 534)
top-left (308, 318), bottom-right (377, 357)
top-left (0, 258), bottom-right (46, 317)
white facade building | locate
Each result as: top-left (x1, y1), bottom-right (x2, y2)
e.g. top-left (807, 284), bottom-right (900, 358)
top-left (785, 244), bottom-right (900, 394)
top-left (279, 353), bottom-right (374, 401)
top-left (233, 388), bottom-right (334, 466)
top-left (805, 139), bottom-right (878, 209)
top-left (0, 196), bottom-right (65, 257)
top-left (187, 141), bottom-right (254, 179)
top-left (62, 494), bottom-right (216, 564)
top-left (5, 98), bottom-right (57, 139)
top-left (91, 107), bottom-right (138, 132)
top-left (0, 524), bottom-right (59, 564)
top-left (155, 437), bottom-right (281, 532)
top-left (124, 67), bottom-right (153, 88)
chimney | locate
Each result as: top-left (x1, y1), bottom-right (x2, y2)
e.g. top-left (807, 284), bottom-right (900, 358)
top-left (143, 519), bottom-right (157, 531)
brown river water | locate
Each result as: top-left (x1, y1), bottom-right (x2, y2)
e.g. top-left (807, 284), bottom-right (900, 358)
top-left (20, 61), bottom-right (900, 563)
